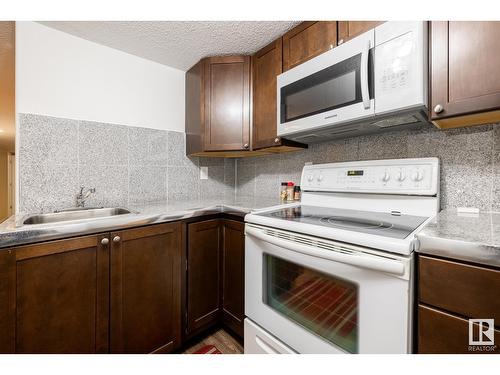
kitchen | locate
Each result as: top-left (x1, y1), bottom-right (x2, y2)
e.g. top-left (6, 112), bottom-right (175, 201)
top-left (0, 0), bottom-right (499, 373)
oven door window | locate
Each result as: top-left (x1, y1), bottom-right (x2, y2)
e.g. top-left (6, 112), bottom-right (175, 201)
top-left (280, 53), bottom-right (368, 124)
top-left (264, 254), bottom-right (358, 353)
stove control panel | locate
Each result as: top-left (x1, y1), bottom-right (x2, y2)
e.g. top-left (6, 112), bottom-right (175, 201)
top-left (301, 158), bottom-right (439, 196)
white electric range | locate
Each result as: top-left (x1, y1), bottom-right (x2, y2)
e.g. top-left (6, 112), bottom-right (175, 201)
top-left (244, 157), bottom-right (440, 354)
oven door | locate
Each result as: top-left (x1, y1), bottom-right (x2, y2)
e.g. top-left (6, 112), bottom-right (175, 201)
top-left (277, 30), bottom-right (375, 138)
top-left (245, 224), bottom-right (412, 354)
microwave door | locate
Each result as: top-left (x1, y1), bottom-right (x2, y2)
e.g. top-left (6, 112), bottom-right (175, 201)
top-left (277, 31), bottom-right (375, 137)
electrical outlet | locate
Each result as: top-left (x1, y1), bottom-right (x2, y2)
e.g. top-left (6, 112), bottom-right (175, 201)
top-left (200, 167), bottom-right (208, 180)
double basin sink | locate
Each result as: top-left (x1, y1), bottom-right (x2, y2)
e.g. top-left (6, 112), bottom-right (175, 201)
top-left (22, 207), bottom-right (132, 225)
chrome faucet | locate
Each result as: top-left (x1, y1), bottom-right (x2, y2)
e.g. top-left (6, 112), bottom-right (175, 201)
top-left (76, 186), bottom-right (96, 208)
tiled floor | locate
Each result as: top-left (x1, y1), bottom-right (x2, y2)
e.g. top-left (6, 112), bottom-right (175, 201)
top-left (183, 329), bottom-right (243, 354)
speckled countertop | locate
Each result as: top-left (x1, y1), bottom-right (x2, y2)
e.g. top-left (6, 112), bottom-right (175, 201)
top-left (416, 209), bottom-right (500, 268)
top-left (0, 197), bottom-right (287, 249)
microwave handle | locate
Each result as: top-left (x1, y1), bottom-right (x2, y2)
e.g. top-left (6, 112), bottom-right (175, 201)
top-left (246, 226), bottom-right (405, 276)
top-left (360, 39), bottom-right (371, 109)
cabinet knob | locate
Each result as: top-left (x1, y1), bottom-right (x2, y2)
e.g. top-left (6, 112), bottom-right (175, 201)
top-left (101, 238), bottom-right (109, 245)
top-left (434, 104), bottom-right (444, 114)
top-left (338, 39), bottom-right (344, 45)
top-left (113, 236), bottom-right (121, 243)
top-left (274, 137), bottom-right (280, 144)
top-left (243, 143), bottom-right (249, 149)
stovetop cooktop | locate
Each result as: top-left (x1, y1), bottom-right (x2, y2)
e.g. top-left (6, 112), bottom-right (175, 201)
top-left (256, 205), bottom-right (428, 240)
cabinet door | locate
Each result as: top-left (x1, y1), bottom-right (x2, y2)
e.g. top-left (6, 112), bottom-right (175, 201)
top-left (282, 21), bottom-right (337, 71)
top-left (337, 21), bottom-right (384, 44)
top-left (14, 234), bottom-right (109, 353)
top-left (0, 250), bottom-right (15, 353)
top-left (221, 220), bottom-right (245, 338)
top-left (252, 39), bottom-right (283, 150)
top-left (186, 220), bottom-right (221, 335)
top-left (110, 223), bottom-right (182, 354)
top-left (418, 304), bottom-right (500, 354)
top-left (430, 21), bottom-right (500, 126)
top-left (204, 56), bottom-right (251, 151)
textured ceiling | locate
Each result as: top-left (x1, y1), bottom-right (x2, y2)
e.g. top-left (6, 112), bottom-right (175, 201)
top-left (39, 21), bottom-right (301, 71)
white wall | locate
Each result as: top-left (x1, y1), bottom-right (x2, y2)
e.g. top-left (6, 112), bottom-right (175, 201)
top-left (16, 21), bottom-right (185, 132)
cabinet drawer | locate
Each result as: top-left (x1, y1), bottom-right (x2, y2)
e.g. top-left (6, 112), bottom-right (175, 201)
top-left (419, 255), bottom-right (500, 323)
top-left (418, 304), bottom-right (500, 353)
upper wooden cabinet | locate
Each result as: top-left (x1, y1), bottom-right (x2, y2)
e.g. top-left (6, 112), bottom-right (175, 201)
top-left (252, 40), bottom-right (306, 151)
top-left (430, 21), bottom-right (500, 129)
top-left (337, 21), bottom-right (384, 44)
top-left (282, 21), bottom-right (337, 72)
top-left (253, 40), bottom-right (282, 150)
top-left (186, 56), bottom-right (251, 156)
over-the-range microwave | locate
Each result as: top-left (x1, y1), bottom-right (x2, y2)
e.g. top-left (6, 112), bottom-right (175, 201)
top-left (277, 21), bottom-right (429, 143)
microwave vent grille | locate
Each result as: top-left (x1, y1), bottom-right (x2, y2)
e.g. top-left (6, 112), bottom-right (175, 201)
top-left (370, 114), bottom-right (421, 128)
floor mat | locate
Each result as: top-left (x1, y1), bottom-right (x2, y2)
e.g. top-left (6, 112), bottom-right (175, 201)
top-left (193, 344), bottom-right (222, 354)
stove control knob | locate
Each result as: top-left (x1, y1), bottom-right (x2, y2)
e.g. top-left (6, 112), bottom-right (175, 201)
top-left (317, 175), bottom-right (323, 182)
top-left (411, 171), bottom-right (424, 182)
top-left (396, 171), bottom-right (406, 182)
top-left (307, 174), bottom-right (314, 182)
top-left (380, 172), bottom-right (390, 182)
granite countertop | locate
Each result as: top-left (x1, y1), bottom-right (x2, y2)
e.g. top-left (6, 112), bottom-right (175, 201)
top-left (0, 197), bottom-right (287, 249)
top-left (416, 209), bottom-right (500, 268)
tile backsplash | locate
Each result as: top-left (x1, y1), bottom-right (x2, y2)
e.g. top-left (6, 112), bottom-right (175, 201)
top-left (235, 124), bottom-right (500, 212)
top-left (18, 113), bottom-right (500, 214)
top-left (18, 114), bottom-right (235, 213)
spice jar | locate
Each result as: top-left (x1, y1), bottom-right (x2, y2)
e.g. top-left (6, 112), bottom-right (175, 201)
top-left (294, 185), bottom-right (301, 201)
top-left (280, 182), bottom-right (288, 202)
top-left (286, 182), bottom-right (295, 201)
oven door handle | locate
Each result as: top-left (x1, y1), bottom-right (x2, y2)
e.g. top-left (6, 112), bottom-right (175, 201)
top-left (360, 39), bottom-right (371, 110)
top-left (246, 227), bottom-right (405, 276)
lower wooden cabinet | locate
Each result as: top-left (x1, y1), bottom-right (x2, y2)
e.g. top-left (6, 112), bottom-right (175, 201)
top-left (418, 255), bottom-right (500, 354)
top-left (0, 222), bottom-right (182, 354)
top-left (110, 223), bottom-right (182, 353)
top-left (186, 220), bottom-right (222, 335)
top-left (7, 234), bottom-right (110, 353)
top-left (186, 219), bottom-right (245, 339)
top-left (419, 304), bottom-right (500, 354)
top-left (221, 220), bottom-right (245, 337)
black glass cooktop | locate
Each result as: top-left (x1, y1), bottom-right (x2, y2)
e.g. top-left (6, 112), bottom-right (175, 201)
top-left (257, 205), bottom-right (428, 240)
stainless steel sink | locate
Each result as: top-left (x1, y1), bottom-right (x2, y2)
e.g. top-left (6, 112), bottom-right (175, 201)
top-left (23, 207), bottom-right (132, 225)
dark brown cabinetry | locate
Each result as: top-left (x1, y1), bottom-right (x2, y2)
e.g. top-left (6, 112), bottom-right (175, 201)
top-left (7, 234), bottom-right (110, 353)
top-left (185, 219), bottom-right (245, 339)
top-left (186, 56), bottom-right (251, 157)
top-left (221, 220), bottom-right (245, 337)
top-left (337, 21), bottom-right (384, 44)
top-left (252, 40), bottom-right (306, 152)
top-left (417, 255), bottom-right (500, 353)
top-left (282, 21), bottom-right (337, 72)
top-left (110, 223), bottom-right (182, 353)
top-left (430, 21), bottom-right (500, 129)
top-left (186, 220), bottom-right (222, 336)
top-left (0, 223), bottom-right (182, 354)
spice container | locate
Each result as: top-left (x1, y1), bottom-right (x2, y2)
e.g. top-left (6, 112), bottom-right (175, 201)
top-left (294, 185), bottom-right (301, 201)
top-left (280, 182), bottom-right (288, 202)
top-left (286, 182), bottom-right (295, 201)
